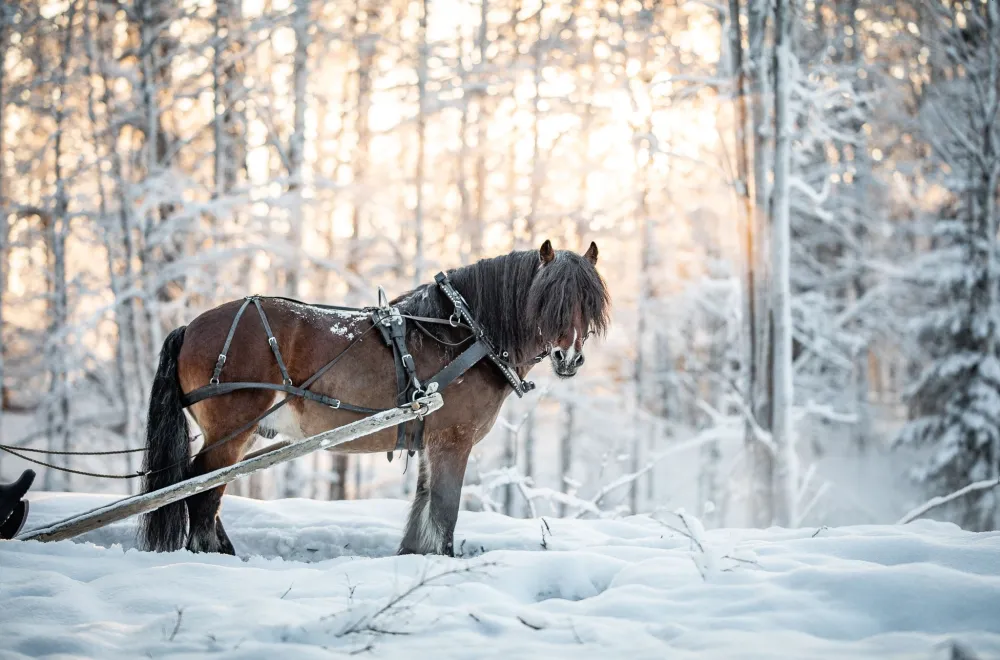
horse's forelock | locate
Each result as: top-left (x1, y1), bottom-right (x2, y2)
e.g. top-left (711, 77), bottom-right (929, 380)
top-left (527, 251), bottom-right (611, 344)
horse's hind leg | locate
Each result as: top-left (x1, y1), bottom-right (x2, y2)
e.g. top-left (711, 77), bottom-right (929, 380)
top-left (186, 429), bottom-right (255, 555)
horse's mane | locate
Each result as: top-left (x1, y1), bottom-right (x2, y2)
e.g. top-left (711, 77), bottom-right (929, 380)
top-left (397, 248), bottom-right (610, 363)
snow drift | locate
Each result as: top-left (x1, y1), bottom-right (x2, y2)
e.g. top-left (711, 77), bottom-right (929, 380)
top-left (1, 493), bottom-right (998, 659)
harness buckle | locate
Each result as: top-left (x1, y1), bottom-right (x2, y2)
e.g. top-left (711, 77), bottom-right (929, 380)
top-left (401, 353), bottom-right (415, 371)
top-left (329, 399), bottom-right (341, 409)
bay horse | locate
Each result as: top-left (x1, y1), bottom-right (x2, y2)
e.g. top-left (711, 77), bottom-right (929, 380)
top-left (138, 240), bottom-right (610, 556)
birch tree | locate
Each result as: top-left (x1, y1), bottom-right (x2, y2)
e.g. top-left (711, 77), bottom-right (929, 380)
top-left (770, 0), bottom-right (798, 527)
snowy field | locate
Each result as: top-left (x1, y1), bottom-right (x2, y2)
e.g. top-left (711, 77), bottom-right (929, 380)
top-left (2, 494), bottom-right (999, 659)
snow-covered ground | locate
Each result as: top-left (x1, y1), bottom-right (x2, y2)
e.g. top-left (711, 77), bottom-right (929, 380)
top-left (2, 493), bottom-right (999, 659)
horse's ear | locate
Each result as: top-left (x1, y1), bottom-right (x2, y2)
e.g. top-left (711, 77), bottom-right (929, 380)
top-left (539, 239), bottom-right (555, 264)
top-left (583, 241), bottom-right (599, 265)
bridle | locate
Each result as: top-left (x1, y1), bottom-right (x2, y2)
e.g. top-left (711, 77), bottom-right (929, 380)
top-left (521, 327), bottom-right (594, 369)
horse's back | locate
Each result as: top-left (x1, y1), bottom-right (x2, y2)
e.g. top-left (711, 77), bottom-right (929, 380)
top-left (176, 298), bottom-right (364, 397)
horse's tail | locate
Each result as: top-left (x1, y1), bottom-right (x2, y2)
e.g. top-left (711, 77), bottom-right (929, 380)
top-left (139, 326), bottom-right (191, 553)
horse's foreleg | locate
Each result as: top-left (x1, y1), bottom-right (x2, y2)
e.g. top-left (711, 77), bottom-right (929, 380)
top-left (185, 429), bottom-right (254, 555)
top-left (398, 439), bottom-right (472, 556)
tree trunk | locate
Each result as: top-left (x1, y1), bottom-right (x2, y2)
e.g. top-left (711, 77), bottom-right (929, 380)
top-left (630, 111), bottom-right (654, 513)
top-left (46, 5), bottom-right (78, 491)
top-left (728, 0), bottom-right (757, 495)
top-left (457, 60), bottom-right (472, 262)
top-left (470, 0), bottom-right (490, 258)
top-left (85, 4), bottom-right (136, 490)
top-left (523, 408), bottom-right (535, 493)
top-left (559, 396), bottom-right (574, 517)
top-left (337, 5), bottom-right (374, 499)
top-left (982, 0), bottom-right (1000, 529)
top-left (412, 0), bottom-right (429, 286)
top-left (503, 412), bottom-right (517, 516)
top-left (282, 0), bottom-right (311, 499)
top-left (0, 2), bottom-right (8, 452)
top-left (347, 9), bottom-right (373, 299)
top-left (524, 0), bottom-right (545, 247)
top-left (746, 0), bottom-right (775, 527)
top-left (770, 0), bottom-right (798, 528)
top-left (137, 0), bottom-right (176, 389)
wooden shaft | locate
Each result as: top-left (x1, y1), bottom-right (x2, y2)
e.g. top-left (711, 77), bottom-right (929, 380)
top-left (16, 394), bottom-right (443, 544)
top-left (243, 440), bottom-right (292, 461)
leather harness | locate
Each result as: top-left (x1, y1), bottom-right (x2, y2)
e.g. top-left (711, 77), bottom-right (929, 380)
top-left (180, 272), bottom-right (541, 462)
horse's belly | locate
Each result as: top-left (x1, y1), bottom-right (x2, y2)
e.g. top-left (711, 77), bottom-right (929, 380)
top-left (324, 430), bottom-right (397, 454)
top-left (257, 395), bottom-right (304, 438)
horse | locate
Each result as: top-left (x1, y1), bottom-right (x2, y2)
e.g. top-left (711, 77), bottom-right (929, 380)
top-left (138, 239), bottom-right (610, 557)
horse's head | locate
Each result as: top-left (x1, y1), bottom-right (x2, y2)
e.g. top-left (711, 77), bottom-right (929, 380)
top-left (527, 239), bottom-right (611, 379)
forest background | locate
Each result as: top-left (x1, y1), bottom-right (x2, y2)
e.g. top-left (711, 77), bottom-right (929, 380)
top-left (2, 0), bottom-right (998, 531)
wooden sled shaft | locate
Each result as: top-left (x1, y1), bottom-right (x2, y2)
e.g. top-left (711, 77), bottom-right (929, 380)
top-left (15, 394), bottom-right (444, 544)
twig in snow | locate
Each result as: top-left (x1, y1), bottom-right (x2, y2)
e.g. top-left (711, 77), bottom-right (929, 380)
top-left (517, 616), bottom-right (544, 630)
top-left (332, 561), bottom-right (498, 639)
top-left (346, 576), bottom-right (357, 604)
top-left (167, 607), bottom-right (184, 642)
top-left (656, 512), bottom-right (705, 554)
top-left (348, 641), bottom-right (375, 655)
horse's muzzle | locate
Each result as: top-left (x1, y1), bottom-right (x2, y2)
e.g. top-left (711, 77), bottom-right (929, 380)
top-left (551, 348), bottom-right (585, 378)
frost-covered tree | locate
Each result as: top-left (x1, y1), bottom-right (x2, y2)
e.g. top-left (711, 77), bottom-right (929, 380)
top-left (896, 2), bottom-right (1000, 532)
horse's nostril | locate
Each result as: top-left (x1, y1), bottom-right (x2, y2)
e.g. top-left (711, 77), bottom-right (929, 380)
top-left (552, 348), bottom-right (565, 361)
top-left (574, 353), bottom-right (585, 367)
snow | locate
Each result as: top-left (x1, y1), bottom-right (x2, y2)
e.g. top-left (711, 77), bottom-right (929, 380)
top-left (2, 494), bottom-right (999, 659)
top-left (329, 323), bottom-right (356, 339)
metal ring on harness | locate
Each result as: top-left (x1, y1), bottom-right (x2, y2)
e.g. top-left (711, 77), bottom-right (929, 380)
top-left (449, 313), bottom-right (461, 327)
top-left (409, 396), bottom-right (430, 420)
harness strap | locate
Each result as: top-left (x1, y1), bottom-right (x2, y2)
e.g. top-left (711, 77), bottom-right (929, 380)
top-left (181, 381), bottom-right (383, 415)
top-left (251, 297), bottom-right (293, 385)
top-left (434, 272), bottom-right (536, 397)
top-left (212, 297), bottom-right (255, 384)
top-left (372, 305), bottom-right (424, 461)
top-left (424, 341), bottom-right (490, 394)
